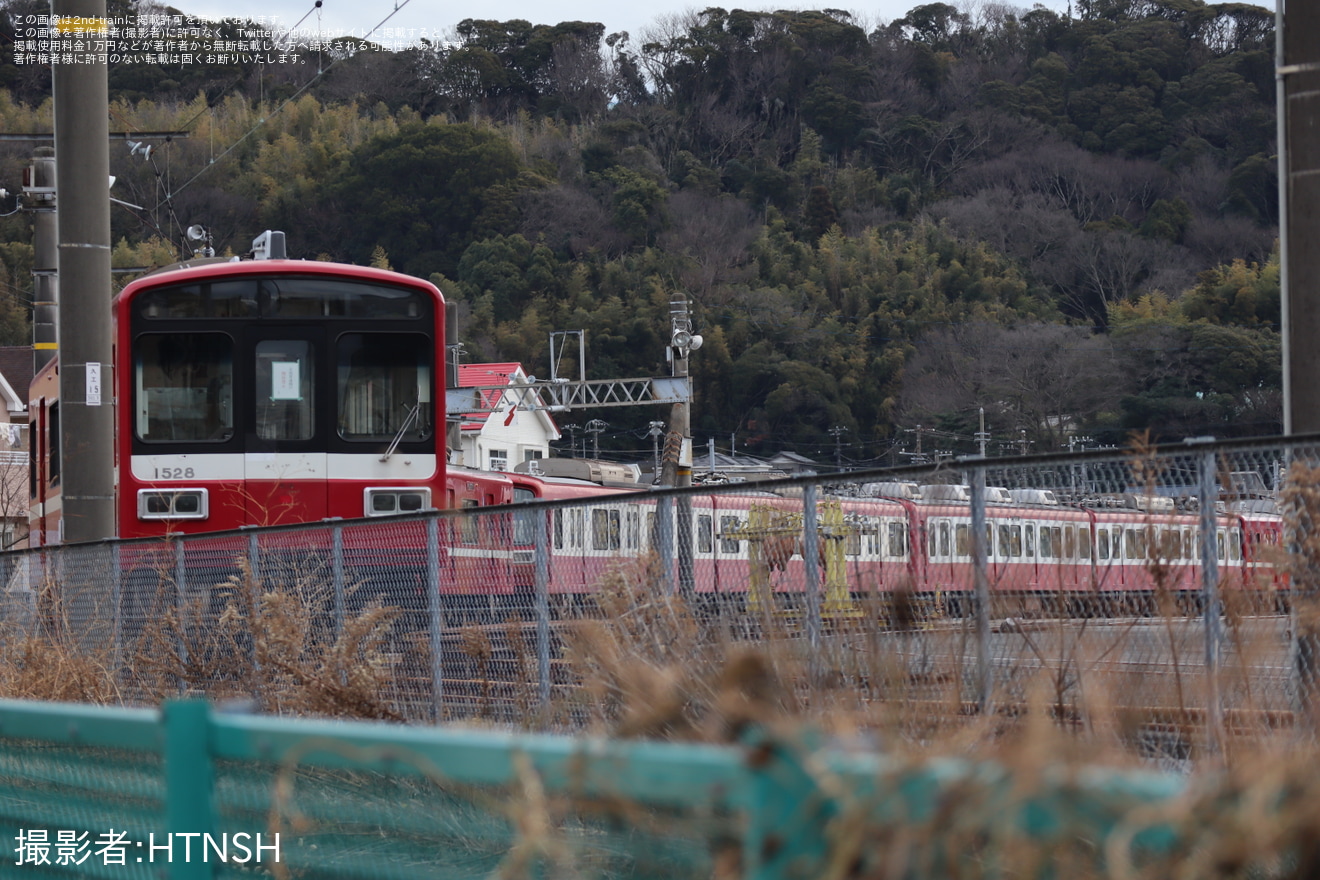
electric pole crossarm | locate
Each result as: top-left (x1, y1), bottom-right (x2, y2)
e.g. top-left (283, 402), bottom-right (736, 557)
top-left (445, 377), bottom-right (690, 415)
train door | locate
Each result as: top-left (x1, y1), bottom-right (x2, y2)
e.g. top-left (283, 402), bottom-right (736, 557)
top-left (243, 329), bottom-right (328, 524)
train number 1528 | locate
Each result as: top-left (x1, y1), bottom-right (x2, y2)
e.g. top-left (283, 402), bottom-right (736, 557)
top-left (154, 467), bottom-right (196, 479)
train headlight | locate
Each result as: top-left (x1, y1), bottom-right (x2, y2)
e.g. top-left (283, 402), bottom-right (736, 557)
top-left (138, 488), bottom-right (209, 520)
top-left (364, 488), bottom-right (431, 517)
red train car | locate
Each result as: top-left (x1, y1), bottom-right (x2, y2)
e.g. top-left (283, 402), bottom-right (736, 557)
top-left (29, 240), bottom-right (449, 544)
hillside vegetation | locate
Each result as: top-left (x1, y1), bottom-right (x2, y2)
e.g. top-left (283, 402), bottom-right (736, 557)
top-left (0, 0), bottom-right (1280, 460)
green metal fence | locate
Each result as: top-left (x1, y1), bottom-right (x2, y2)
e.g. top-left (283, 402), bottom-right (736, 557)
top-left (0, 697), bottom-right (1196, 879)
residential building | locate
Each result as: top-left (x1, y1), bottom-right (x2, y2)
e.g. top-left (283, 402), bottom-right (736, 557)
top-left (455, 363), bottom-right (560, 470)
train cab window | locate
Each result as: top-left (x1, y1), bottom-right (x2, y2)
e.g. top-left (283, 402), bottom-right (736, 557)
top-left (337, 334), bottom-right (432, 442)
top-left (135, 333), bottom-right (235, 443)
top-left (697, 515), bottom-right (713, 554)
top-left (256, 340), bottom-right (314, 441)
top-left (719, 516), bottom-right (741, 553)
top-left (1098, 528), bottom-right (1110, 560)
top-left (592, 509), bottom-right (621, 551)
top-left (888, 522), bottom-right (906, 558)
top-left (955, 524), bottom-right (969, 558)
top-left (938, 521), bottom-right (950, 558)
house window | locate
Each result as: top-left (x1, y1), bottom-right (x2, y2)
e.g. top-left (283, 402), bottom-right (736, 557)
top-left (524, 449), bottom-right (543, 463)
top-left (489, 449), bottom-right (508, 471)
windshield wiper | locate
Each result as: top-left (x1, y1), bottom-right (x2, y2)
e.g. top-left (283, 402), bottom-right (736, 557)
top-left (380, 401), bottom-right (422, 463)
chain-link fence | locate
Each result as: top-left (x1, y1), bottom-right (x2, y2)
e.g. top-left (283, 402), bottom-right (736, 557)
top-left (6, 434), bottom-right (1320, 760)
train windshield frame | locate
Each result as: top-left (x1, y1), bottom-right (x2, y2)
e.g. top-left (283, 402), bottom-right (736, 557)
top-left (128, 273), bottom-right (437, 455)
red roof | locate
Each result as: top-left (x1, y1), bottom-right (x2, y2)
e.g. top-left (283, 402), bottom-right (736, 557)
top-left (456, 363), bottom-right (523, 431)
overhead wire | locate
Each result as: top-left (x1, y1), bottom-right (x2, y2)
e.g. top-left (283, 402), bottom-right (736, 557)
top-left (170, 0), bottom-right (415, 200)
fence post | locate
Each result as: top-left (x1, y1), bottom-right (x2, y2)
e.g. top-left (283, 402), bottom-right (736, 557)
top-left (1198, 449), bottom-right (1224, 755)
top-left (971, 464), bottom-right (992, 715)
top-left (110, 541), bottom-right (121, 674)
top-left (174, 538), bottom-right (187, 680)
top-left (534, 507), bottom-right (551, 709)
top-left (330, 522), bottom-right (345, 640)
top-left (163, 699), bottom-right (215, 880)
top-left (803, 484), bottom-right (821, 666)
top-left (245, 529), bottom-right (261, 676)
top-left (426, 516), bottom-right (445, 722)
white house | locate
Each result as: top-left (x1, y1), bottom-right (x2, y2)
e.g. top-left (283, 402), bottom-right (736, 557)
top-left (456, 363), bottom-right (561, 470)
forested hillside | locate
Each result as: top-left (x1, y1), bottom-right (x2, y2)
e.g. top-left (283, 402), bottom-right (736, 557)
top-left (0, 0), bottom-right (1280, 462)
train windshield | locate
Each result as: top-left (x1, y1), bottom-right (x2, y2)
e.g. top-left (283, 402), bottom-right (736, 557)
top-left (134, 333), bottom-right (234, 443)
top-left (336, 333), bottom-right (432, 441)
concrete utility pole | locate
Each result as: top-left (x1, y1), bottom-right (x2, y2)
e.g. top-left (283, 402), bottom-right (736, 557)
top-left (666, 296), bottom-right (701, 599)
top-left (54, 0), bottom-right (115, 542)
top-left (1281, 1), bottom-right (1320, 433)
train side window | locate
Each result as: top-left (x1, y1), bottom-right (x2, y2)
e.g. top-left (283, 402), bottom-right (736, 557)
top-left (720, 516), bottom-right (741, 553)
top-left (1168, 529), bottom-right (1183, 560)
top-left (27, 408), bottom-right (37, 500)
top-left (1217, 529), bottom-right (1226, 561)
top-left (1230, 528), bottom-right (1241, 561)
top-left (955, 524), bottom-right (969, 558)
top-left (47, 402), bottom-right (60, 489)
top-left (889, 522), bottom-right (906, 558)
top-left (460, 499), bottom-right (479, 545)
top-left (938, 521), bottom-right (950, 558)
top-left (592, 509), bottom-right (621, 551)
top-left (1098, 528), bottom-right (1109, 560)
top-left (846, 528), bottom-right (862, 557)
top-left (1125, 528), bottom-right (1146, 560)
top-left (998, 525), bottom-right (1010, 559)
top-left (255, 340), bottom-right (314, 441)
top-left (697, 515), bottom-right (713, 553)
top-left (1063, 526), bottom-right (1075, 559)
top-left (626, 509), bottom-right (641, 550)
top-left (1010, 525), bottom-right (1022, 557)
top-left (553, 509), bottom-right (564, 549)
top-left (569, 509), bottom-right (583, 549)
top-left (1039, 527), bottom-right (1052, 559)
top-left (1024, 525), bottom-right (1035, 558)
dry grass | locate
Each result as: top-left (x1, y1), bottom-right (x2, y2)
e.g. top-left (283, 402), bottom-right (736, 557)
top-left (12, 454), bottom-right (1320, 877)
